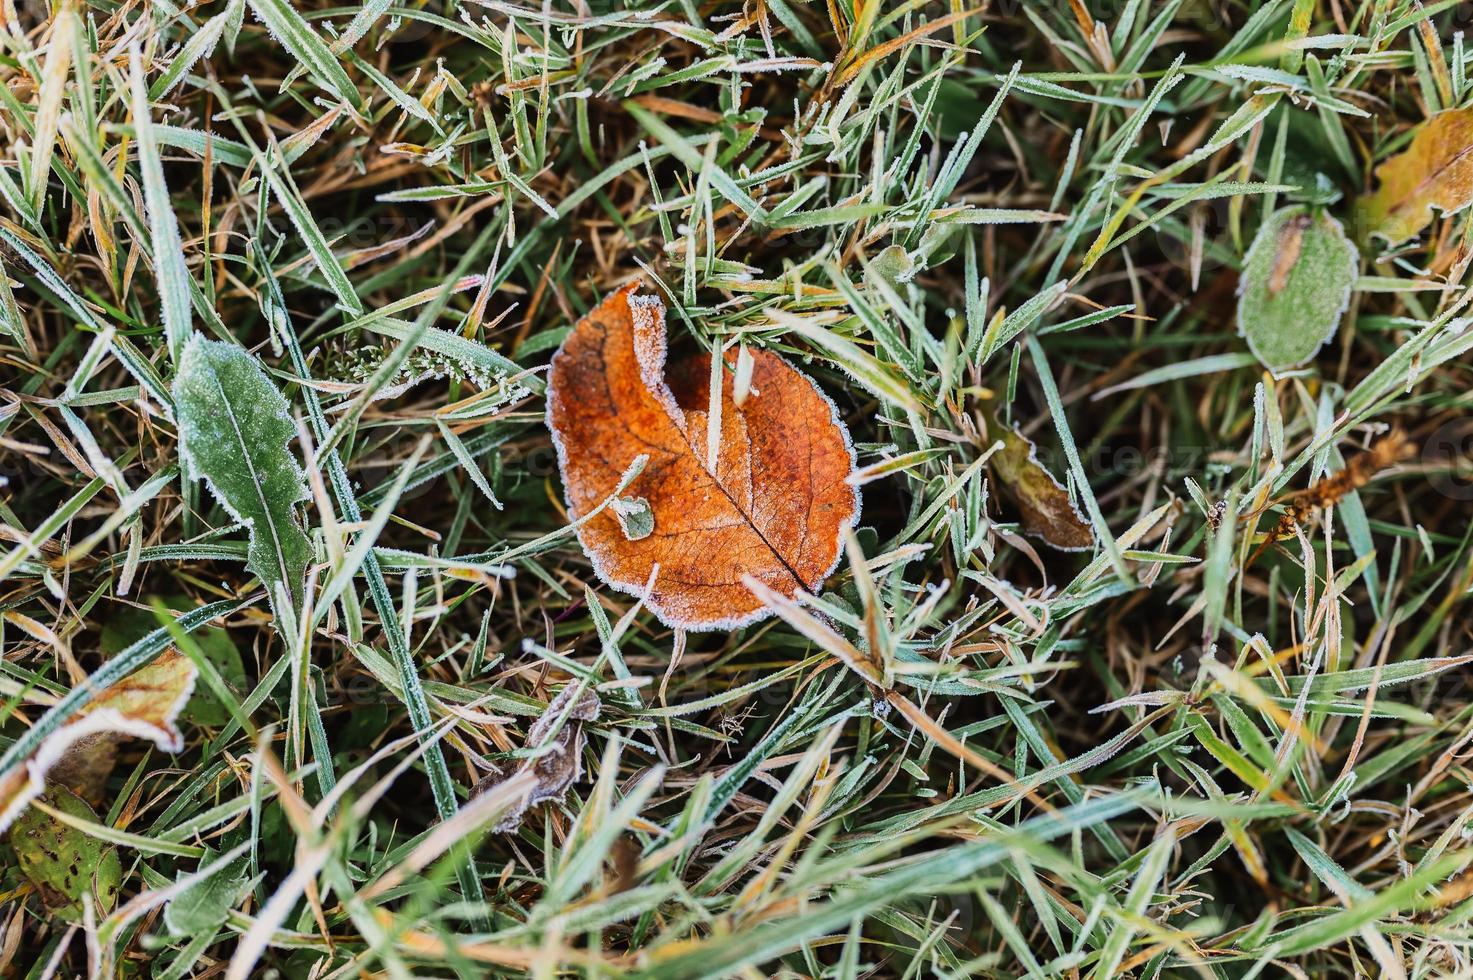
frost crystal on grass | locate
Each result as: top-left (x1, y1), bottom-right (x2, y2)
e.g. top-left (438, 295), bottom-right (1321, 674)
top-left (9, 4), bottom-right (1473, 977)
top-left (329, 343), bottom-right (533, 405)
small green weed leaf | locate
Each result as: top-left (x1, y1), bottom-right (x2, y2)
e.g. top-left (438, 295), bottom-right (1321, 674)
top-left (1237, 207), bottom-right (1357, 376)
top-left (174, 336), bottom-right (312, 615)
top-left (9, 786), bottom-right (121, 922)
top-left (164, 848), bottom-right (250, 936)
top-left (864, 245), bottom-right (916, 293)
top-left (610, 496), bottom-right (654, 541)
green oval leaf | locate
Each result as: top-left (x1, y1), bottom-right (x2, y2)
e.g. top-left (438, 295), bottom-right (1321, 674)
top-left (164, 848), bottom-right (251, 937)
top-left (1237, 206), bottom-right (1358, 376)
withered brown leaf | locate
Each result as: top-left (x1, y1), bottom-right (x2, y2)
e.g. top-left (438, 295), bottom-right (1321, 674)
top-left (479, 685), bottom-right (601, 834)
top-left (984, 408), bottom-right (1096, 552)
top-left (1361, 108), bottom-right (1473, 244)
top-left (547, 283), bottom-right (860, 630)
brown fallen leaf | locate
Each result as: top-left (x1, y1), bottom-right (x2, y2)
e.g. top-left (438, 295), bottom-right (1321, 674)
top-left (1361, 108), bottom-right (1473, 244)
top-left (477, 685), bottom-right (601, 833)
top-left (983, 408), bottom-right (1096, 552)
top-left (0, 649), bottom-right (197, 833)
top-left (547, 282), bottom-right (859, 629)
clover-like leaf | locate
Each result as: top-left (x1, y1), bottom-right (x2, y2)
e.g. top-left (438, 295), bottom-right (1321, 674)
top-left (1360, 108), bottom-right (1473, 244)
top-left (174, 335), bottom-right (312, 614)
top-left (547, 283), bottom-right (859, 630)
top-left (1237, 206), bottom-right (1358, 376)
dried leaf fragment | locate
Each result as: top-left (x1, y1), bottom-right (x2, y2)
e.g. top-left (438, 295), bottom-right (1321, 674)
top-left (984, 409), bottom-right (1095, 551)
top-left (1361, 108), bottom-right (1473, 244)
top-left (547, 283), bottom-right (860, 629)
top-left (100, 598), bottom-right (246, 726)
top-left (0, 649), bottom-right (197, 833)
top-left (479, 685), bottom-right (600, 833)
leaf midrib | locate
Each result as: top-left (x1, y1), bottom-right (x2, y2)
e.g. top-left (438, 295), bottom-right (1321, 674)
top-left (200, 360), bottom-right (296, 597)
top-left (655, 378), bottom-right (809, 591)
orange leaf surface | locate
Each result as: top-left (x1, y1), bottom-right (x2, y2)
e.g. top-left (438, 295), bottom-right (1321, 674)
top-left (547, 283), bottom-right (859, 630)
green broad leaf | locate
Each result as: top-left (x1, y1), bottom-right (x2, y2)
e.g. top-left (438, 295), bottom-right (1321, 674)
top-left (1237, 206), bottom-right (1358, 376)
top-left (164, 848), bottom-right (250, 937)
top-left (9, 786), bottom-right (122, 922)
top-left (174, 336), bottom-right (312, 617)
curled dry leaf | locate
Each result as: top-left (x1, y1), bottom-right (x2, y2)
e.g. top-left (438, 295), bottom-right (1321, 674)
top-left (1360, 108), bottom-right (1473, 244)
top-left (547, 283), bottom-right (859, 630)
top-left (0, 649), bottom-right (197, 833)
top-left (478, 685), bottom-right (600, 833)
top-left (984, 409), bottom-right (1096, 552)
